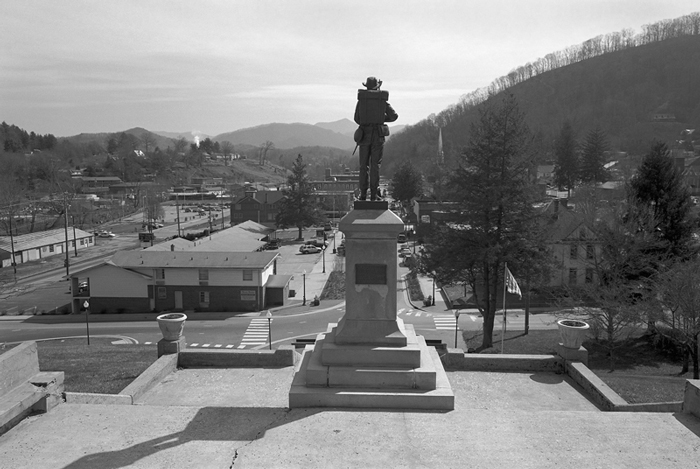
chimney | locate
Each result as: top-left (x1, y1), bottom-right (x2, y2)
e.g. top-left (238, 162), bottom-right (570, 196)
top-left (325, 168), bottom-right (332, 180)
top-left (170, 244), bottom-right (174, 251)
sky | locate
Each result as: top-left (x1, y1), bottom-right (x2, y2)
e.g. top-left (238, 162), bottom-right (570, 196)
top-left (1, 0), bottom-right (698, 137)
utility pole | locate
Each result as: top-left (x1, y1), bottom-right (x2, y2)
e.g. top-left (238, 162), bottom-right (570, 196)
top-left (175, 193), bottom-right (181, 237)
top-left (8, 212), bottom-right (17, 278)
top-left (72, 216), bottom-right (78, 257)
top-left (63, 194), bottom-right (70, 277)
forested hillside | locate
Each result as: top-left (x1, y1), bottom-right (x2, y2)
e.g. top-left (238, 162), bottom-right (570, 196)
top-left (383, 12), bottom-right (700, 175)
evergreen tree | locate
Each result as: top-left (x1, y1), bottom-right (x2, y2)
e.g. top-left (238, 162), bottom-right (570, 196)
top-left (421, 95), bottom-right (542, 349)
top-left (389, 161), bottom-right (423, 206)
top-left (580, 126), bottom-right (609, 184)
top-left (275, 154), bottom-right (323, 239)
top-left (553, 121), bottom-right (578, 196)
top-left (628, 141), bottom-right (695, 257)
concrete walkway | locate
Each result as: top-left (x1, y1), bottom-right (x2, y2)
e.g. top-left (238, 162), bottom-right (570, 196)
top-left (1, 367), bottom-right (699, 468)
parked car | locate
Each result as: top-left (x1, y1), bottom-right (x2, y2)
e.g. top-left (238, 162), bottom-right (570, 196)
top-left (300, 245), bottom-right (321, 254)
top-left (397, 233), bottom-right (407, 243)
top-left (97, 231), bottom-right (115, 238)
top-left (399, 248), bottom-right (412, 257)
top-left (265, 239), bottom-right (281, 250)
top-left (303, 239), bottom-right (328, 249)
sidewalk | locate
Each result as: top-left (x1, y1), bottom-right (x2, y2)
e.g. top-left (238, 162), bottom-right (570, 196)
top-left (284, 229), bottom-right (340, 305)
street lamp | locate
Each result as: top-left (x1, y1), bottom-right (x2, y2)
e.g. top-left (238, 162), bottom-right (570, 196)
top-left (302, 270), bottom-right (307, 306)
top-left (322, 246), bottom-right (326, 273)
top-left (83, 300), bottom-right (91, 345)
top-left (266, 310), bottom-right (272, 350)
top-left (432, 274), bottom-right (436, 306)
top-left (454, 310), bottom-right (461, 348)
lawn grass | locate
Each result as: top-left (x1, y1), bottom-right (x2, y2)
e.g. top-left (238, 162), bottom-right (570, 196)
top-left (462, 327), bottom-right (689, 404)
top-left (2, 324), bottom-right (688, 402)
top-left (35, 338), bottom-right (158, 394)
top-left (320, 270), bottom-right (345, 300)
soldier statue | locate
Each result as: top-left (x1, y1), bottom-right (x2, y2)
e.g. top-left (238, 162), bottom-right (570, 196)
top-left (353, 77), bottom-right (398, 201)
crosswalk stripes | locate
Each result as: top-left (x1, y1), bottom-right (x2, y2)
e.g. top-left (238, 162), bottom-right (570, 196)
top-left (433, 317), bottom-right (457, 330)
top-left (397, 308), bottom-right (429, 317)
top-left (238, 318), bottom-right (270, 349)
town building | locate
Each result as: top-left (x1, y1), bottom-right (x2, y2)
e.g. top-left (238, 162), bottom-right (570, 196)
top-left (230, 189), bottom-right (285, 227)
top-left (541, 199), bottom-right (599, 287)
top-left (73, 176), bottom-right (123, 196)
top-left (69, 250), bottom-right (288, 314)
top-left (0, 228), bottom-right (95, 269)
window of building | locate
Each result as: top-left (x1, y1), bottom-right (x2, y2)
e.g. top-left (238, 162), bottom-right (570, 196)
top-left (80, 239), bottom-right (85, 245)
top-left (569, 268), bottom-right (577, 285)
top-left (199, 291), bottom-right (210, 303)
top-left (233, 213), bottom-right (242, 219)
top-left (267, 213), bottom-right (275, 221)
top-left (71, 240), bottom-right (75, 247)
top-left (199, 269), bottom-right (209, 281)
top-left (158, 287), bottom-right (167, 299)
top-left (569, 244), bottom-right (578, 259)
top-left (155, 268), bottom-right (165, 280)
top-left (42, 246), bottom-right (47, 253)
top-left (89, 237), bottom-right (93, 243)
top-left (49, 245), bottom-right (54, 253)
top-left (585, 268), bottom-right (594, 284)
top-left (243, 270), bottom-right (253, 281)
top-left (586, 244), bottom-right (594, 259)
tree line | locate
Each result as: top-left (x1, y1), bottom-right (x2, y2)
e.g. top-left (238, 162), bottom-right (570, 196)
top-left (438, 12), bottom-right (700, 126)
top-left (1, 122), bottom-right (57, 153)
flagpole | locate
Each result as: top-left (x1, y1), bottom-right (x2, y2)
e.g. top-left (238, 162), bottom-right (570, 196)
top-left (501, 262), bottom-right (507, 354)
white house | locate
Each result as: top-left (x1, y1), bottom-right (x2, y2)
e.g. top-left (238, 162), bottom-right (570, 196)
top-left (69, 250), bottom-right (290, 314)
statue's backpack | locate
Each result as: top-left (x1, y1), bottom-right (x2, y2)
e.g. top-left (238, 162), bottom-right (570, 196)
top-left (356, 89), bottom-right (389, 124)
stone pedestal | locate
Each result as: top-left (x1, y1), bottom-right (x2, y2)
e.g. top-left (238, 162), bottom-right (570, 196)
top-left (289, 201), bottom-right (454, 410)
top-left (555, 343), bottom-right (589, 367)
top-left (158, 336), bottom-right (186, 357)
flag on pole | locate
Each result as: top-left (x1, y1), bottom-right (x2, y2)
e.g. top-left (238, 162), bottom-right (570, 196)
top-left (505, 266), bottom-right (522, 299)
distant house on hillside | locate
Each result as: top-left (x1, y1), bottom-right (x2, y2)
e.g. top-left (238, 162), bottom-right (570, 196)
top-left (537, 165), bottom-right (555, 184)
top-left (74, 176), bottom-right (123, 195)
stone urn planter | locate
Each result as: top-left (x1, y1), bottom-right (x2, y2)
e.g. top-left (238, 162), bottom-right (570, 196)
top-left (156, 312), bottom-right (187, 341)
top-left (557, 319), bottom-right (590, 349)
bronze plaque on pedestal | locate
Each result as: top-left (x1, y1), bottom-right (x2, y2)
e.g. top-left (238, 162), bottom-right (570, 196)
top-left (356, 264), bottom-right (387, 285)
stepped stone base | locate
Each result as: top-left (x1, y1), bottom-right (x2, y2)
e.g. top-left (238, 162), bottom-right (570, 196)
top-left (289, 324), bottom-right (454, 410)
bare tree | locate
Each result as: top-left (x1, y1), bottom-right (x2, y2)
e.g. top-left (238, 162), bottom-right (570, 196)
top-left (655, 260), bottom-right (700, 379)
top-left (220, 141), bottom-right (234, 156)
top-left (259, 141), bottom-right (274, 166)
top-left (139, 132), bottom-right (157, 154)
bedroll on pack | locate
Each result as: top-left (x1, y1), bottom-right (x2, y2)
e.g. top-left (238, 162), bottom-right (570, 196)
top-left (356, 89), bottom-right (389, 124)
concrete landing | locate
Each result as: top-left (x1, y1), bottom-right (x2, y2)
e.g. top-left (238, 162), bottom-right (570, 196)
top-left (1, 369), bottom-right (699, 468)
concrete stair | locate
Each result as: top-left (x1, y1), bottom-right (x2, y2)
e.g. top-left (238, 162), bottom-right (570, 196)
top-left (289, 324), bottom-right (454, 410)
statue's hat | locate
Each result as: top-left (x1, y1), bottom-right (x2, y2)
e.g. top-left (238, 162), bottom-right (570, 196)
top-left (363, 77), bottom-right (382, 90)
